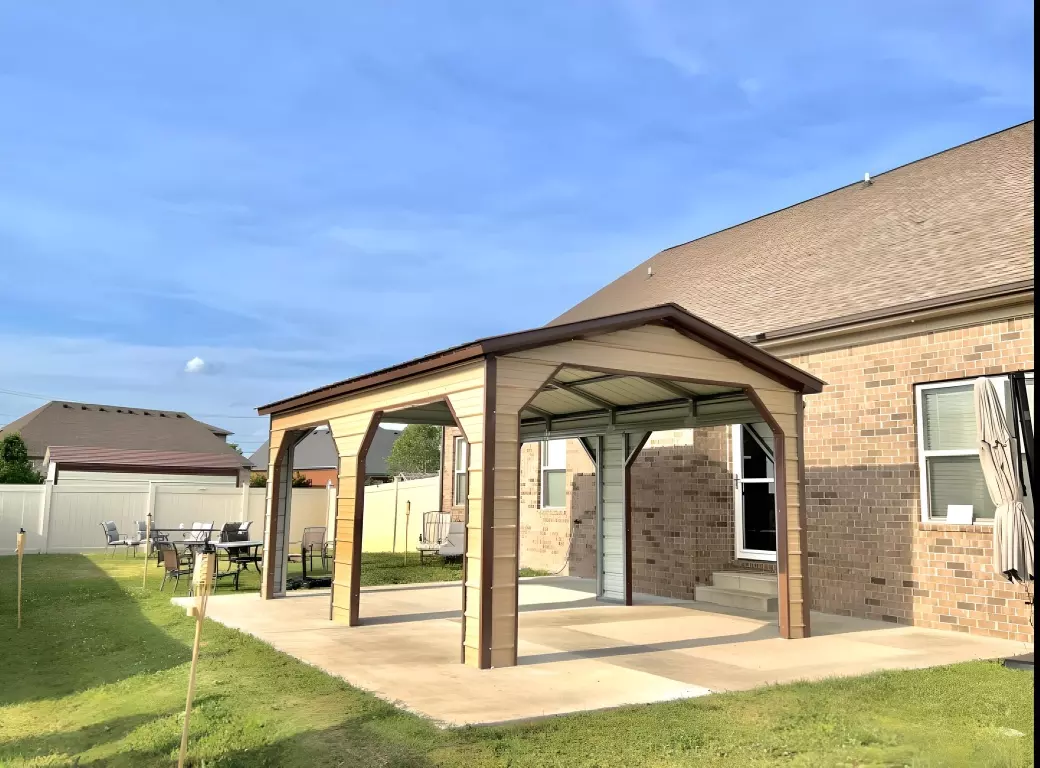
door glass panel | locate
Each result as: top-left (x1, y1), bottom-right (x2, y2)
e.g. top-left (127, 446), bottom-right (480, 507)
top-left (742, 425), bottom-right (774, 479)
top-left (741, 482), bottom-right (777, 552)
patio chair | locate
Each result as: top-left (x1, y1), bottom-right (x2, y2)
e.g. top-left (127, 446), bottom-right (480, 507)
top-left (187, 522), bottom-right (214, 543)
top-left (156, 538), bottom-right (194, 567)
top-left (417, 512), bottom-right (451, 565)
top-left (217, 525), bottom-right (262, 574)
top-left (438, 521), bottom-right (465, 561)
top-left (99, 521), bottom-right (141, 557)
top-left (323, 540), bottom-right (335, 568)
top-left (159, 546), bottom-right (193, 594)
top-left (289, 527), bottom-right (327, 572)
top-left (136, 520), bottom-right (167, 554)
top-left (182, 522), bottom-right (214, 558)
top-left (211, 565), bottom-right (241, 592)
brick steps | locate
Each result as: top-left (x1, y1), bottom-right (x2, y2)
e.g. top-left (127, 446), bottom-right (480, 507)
top-left (695, 571), bottom-right (778, 612)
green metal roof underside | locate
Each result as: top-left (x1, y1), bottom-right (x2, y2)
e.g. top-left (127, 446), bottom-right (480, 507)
top-left (380, 366), bottom-right (765, 442)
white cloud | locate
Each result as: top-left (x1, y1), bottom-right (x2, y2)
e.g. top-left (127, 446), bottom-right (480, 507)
top-left (184, 356), bottom-right (207, 374)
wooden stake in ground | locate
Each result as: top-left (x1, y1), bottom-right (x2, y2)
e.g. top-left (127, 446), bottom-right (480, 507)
top-left (178, 550), bottom-right (215, 768)
top-left (142, 512), bottom-right (153, 589)
top-left (16, 527), bottom-right (25, 629)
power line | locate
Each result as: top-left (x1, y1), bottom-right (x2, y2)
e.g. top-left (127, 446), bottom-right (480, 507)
top-left (0, 387), bottom-right (50, 400)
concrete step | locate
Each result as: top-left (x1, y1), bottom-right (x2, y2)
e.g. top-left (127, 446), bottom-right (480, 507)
top-left (694, 585), bottom-right (778, 613)
top-left (711, 571), bottom-right (778, 596)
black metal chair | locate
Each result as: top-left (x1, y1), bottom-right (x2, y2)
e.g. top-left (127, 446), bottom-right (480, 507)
top-left (99, 521), bottom-right (141, 557)
top-left (223, 527), bottom-right (262, 575)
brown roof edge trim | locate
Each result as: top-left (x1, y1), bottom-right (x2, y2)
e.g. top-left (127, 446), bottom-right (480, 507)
top-left (259, 303), bottom-right (825, 416)
top-left (258, 346), bottom-right (485, 415)
top-left (657, 317), bottom-right (824, 394)
top-left (750, 280), bottom-right (1035, 343)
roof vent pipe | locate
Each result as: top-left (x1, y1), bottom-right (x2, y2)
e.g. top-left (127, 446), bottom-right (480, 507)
top-left (647, 265), bottom-right (654, 278)
top-left (863, 172), bottom-right (872, 185)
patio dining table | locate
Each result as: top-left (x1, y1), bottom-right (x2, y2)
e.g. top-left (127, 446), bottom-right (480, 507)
top-left (211, 539), bottom-right (265, 582)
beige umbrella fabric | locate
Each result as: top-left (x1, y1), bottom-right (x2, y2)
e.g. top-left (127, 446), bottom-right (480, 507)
top-left (974, 377), bottom-right (1034, 583)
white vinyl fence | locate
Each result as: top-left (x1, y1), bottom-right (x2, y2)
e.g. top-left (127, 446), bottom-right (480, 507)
top-left (0, 475), bottom-right (439, 555)
top-left (361, 476), bottom-right (441, 554)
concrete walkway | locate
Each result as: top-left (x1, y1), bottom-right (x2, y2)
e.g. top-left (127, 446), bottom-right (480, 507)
top-left (180, 576), bottom-right (1026, 726)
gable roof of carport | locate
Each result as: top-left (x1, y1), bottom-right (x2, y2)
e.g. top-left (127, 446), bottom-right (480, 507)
top-left (258, 303), bottom-right (825, 417)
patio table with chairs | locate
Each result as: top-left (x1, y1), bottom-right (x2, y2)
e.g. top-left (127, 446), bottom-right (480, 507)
top-left (287, 526), bottom-right (333, 589)
top-left (103, 519), bottom-right (263, 595)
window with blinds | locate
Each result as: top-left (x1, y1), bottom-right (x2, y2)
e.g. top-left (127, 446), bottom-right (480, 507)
top-left (916, 375), bottom-right (1034, 522)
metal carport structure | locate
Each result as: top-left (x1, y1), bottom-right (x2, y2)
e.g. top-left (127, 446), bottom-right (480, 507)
top-left (256, 303), bottom-right (825, 669)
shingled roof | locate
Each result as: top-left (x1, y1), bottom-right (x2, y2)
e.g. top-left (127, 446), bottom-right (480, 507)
top-left (248, 426), bottom-right (403, 476)
top-left (552, 121), bottom-right (1034, 338)
top-left (0, 401), bottom-right (250, 465)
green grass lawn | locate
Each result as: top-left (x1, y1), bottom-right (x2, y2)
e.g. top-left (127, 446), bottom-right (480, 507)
top-left (0, 553), bottom-right (1033, 767)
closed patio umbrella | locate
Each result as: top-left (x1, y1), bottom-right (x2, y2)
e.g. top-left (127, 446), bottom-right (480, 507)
top-left (974, 378), bottom-right (1034, 583)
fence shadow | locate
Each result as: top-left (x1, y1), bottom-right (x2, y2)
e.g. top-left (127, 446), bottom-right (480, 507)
top-left (1, 706), bottom-right (444, 768)
top-left (0, 554), bottom-right (192, 706)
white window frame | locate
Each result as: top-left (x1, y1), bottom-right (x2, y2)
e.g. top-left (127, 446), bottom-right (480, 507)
top-left (731, 423), bottom-right (778, 562)
top-left (540, 439), bottom-right (567, 509)
top-left (452, 436), bottom-right (468, 507)
top-left (915, 374), bottom-right (1033, 523)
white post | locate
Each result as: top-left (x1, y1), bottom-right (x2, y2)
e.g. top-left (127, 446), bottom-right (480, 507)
top-left (325, 480), bottom-right (335, 538)
top-left (38, 463), bottom-right (56, 553)
top-left (146, 481), bottom-right (158, 527)
top-left (16, 527), bottom-right (25, 628)
top-left (240, 482), bottom-right (250, 524)
top-left (392, 475), bottom-right (401, 553)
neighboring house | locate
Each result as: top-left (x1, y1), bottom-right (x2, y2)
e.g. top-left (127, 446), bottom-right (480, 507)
top-left (442, 121), bottom-right (1034, 643)
top-left (0, 401), bottom-right (252, 485)
top-left (249, 425), bottom-right (403, 487)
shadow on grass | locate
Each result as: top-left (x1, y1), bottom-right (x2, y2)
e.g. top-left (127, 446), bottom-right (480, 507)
top-left (0, 554), bottom-right (192, 706)
top-left (0, 709), bottom-right (183, 765)
top-left (2, 704), bottom-right (443, 768)
top-left (196, 719), bottom-right (443, 768)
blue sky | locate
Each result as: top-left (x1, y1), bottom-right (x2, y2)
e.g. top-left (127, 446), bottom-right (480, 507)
top-left (0, 1), bottom-right (1033, 453)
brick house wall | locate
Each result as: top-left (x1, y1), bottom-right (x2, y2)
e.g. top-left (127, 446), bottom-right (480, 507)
top-left (788, 315), bottom-right (1034, 642)
top-left (630, 427), bottom-right (736, 599)
top-left (517, 440), bottom-right (598, 575)
top-left (441, 426), bottom-right (466, 522)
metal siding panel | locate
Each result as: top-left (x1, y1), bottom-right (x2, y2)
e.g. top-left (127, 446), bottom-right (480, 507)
top-left (599, 432), bottom-right (627, 601)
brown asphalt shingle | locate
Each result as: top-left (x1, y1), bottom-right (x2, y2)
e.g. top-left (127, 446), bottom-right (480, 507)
top-left (0, 401), bottom-right (250, 465)
top-left (45, 445), bottom-right (249, 471)
top-left (551, 122), bottom-right (1034, 337)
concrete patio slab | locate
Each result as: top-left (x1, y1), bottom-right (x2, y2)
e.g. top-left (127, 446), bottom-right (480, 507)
top-left (178, 576), bottom-right (1026, 726)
